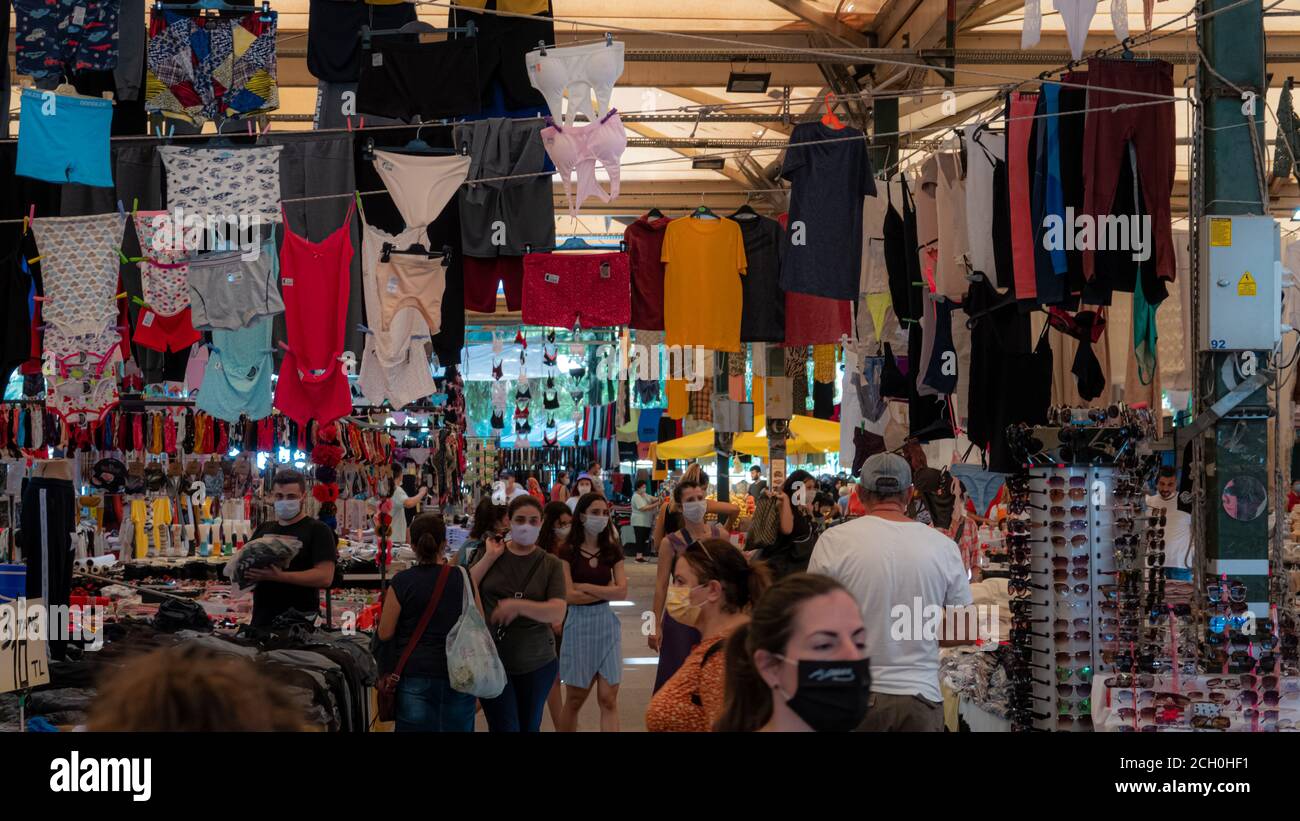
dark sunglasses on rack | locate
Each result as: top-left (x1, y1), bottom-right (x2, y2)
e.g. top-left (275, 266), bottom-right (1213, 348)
top-left (1105, 673), bottom-right (1155, 688)
top-left (1050, 505), bottom-right (1088, 519)
top-left (1057, 715), bottom-right (1093, 729)
top-left (1049, 520), bottom-right (1088, 532)
top-left (1052, 555), bottom-right (1090, 569)
top-left (1054, 582), bottom-right (1090, 596)
top-left (1051, 534), bottom-right (1090, 549)
top-left (1055, 629), bottom-right (1091, 643)
top-left (1048, 476), bottom-right (1088, 488)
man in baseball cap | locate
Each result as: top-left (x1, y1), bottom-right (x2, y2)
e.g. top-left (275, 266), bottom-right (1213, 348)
top-left (807, 451), bottom-right (974, 732)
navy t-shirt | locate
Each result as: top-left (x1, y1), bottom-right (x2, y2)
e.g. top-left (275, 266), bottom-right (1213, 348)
top-left (779, 121), bottom-right (878, 301)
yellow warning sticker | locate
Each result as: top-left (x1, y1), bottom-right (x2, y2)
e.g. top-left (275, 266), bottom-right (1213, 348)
top-left (1239, 271), bottom-right (1257, 296)
top-left (1210, 218), bottom-right (1233, 247)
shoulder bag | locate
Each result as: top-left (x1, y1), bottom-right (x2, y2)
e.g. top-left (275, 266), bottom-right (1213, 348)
top-left (376, 564), bottom-right (451, 723)
top-left (446, 565), bottom-right (508, 698)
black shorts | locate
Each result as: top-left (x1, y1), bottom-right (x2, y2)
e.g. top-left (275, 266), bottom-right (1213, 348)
top-left (450, 1), bottom-right (552, 110)
top-left (307, 0), bottom-right (417, 83)
top-left (357, 38), bottom-right (481, 121)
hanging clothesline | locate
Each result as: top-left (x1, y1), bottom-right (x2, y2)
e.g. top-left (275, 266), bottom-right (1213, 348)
top-left (0, 92), bottom-right (1192, 225)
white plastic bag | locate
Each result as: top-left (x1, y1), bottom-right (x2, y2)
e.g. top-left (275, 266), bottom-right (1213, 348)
top-left (446, 566), bottom-right (507, 698)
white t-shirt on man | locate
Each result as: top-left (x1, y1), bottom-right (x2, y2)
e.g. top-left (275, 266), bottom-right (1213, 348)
top-left (808, 515), bottom-right (973, 703)
top-left (1145, 494), bottom-right (1193, 570)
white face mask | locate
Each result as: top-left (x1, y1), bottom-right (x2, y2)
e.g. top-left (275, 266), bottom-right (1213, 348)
top-left (583, 514), bottom-right (609, 535)
top-left (510, 524), bottom-right (540, 546)
top-left (274, 499), bottom-right (301, 521)
top-left (553, 525), bottom-right (572, 540)
top-left (683, 500), bottom-right (707, 523)
top-left (577, 484), bottom-right (593, 496)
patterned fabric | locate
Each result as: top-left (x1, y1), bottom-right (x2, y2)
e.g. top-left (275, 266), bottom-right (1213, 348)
top-left (812, 344), bottom-right (837, 383)
top-left (14, 0), bottom-right (120, 79)
top-left (690, 377), bottom-right (713, 422)
top-left (47, 346), bottom-right (122, 424)
top-left (645, 635), bottom-right (728, 732)
top-left (145, 10), bottom-right (279, 126)
top-left (159, 145), bottom-right (284, 223)
top-left (785, 346), bottom-right (809, 415)
top-left (135, 213), bottom-right (191, 316)
top-left (31, 213), bottom-right (126, 337)
top-left (728, 348), bottom-right (746, 376)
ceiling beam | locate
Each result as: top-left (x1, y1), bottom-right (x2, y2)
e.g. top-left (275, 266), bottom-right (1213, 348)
top-left (764, 0), bottom-right (876, 48)
top-left (622, 122), bottom-right (758, 190)
top-left (958, 0), bottom-right (1025, 31)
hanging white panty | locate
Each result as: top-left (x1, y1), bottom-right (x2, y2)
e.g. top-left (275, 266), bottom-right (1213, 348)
top-left (1111, 0), bottom-right (1130, 42)
top-left (1055, 0), bottom-right (1099, 60)
top-left (1022, 0), bottom-right (1043, 49)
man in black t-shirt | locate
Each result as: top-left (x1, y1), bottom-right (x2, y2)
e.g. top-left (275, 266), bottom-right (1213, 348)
top-left (245, 469), bottom-right (338, 627)
top-left (746, 465), bottom-right (767, 502)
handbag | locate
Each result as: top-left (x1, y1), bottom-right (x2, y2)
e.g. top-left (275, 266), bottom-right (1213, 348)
top-left (376, 564), bottom-right (451, 723)
top-left (746, 495), bottom-right (782, 550)
top-left (446, 566), bottom-right (508, 698)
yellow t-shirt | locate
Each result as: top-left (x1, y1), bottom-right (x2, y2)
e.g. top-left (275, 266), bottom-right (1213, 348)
top-left (662, 217), bottom-right (747, 353)
top-left (666, 379), bottom-right (688, 419)
top-left (452, 0), bottom-right (551, 12)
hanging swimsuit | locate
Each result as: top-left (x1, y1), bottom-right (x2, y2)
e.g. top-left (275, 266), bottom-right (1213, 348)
top-left (526, 40), bottom-right (625, 128)
top-left (187, 241), bottom-right (284, 330)
top-left (543, 389), bottom-right (559, 410)
top-left (356, 221), bottom-right (437, 410)
top-left (194, 316), bottom-right (274, 422)
top-left (516, 385), bottom-right (533, 402)
top-left (273, 203), bottom-right (355, 425)
top-left (490, 410), bottom-right (505, 429)
top-left (540, 110), bottom-right (626, 218)
top-left (133, 210), bottom-right (202, 353)
top-left (372, 150), bottom-right (471, 230)
top-left (31, 212), bottom-right (126, 336)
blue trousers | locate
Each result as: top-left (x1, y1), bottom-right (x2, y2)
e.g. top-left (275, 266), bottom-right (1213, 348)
top-left (395, 675), bottom-right (477, 733)
top-left (480, 658), bottom-right (560, 732)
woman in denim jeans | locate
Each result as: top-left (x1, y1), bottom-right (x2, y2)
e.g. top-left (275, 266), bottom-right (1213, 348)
top-left (378, 513), bottom-right (483, 732)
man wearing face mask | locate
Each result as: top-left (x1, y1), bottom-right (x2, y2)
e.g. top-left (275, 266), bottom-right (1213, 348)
top-left (245, 469), bottom-right (339, 627)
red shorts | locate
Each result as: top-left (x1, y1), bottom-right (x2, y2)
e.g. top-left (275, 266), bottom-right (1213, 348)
top-left (784, 292), bottom-right (851, 346)
top-left (521, 252), bottom-right (631, 328)
top-left (133, 307), bottom-right (202, 353)
top-left (463, 255), bottom-right (524, 313)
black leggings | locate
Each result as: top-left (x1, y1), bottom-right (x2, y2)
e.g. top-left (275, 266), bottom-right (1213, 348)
top-left (633, 526), bottom-right (651, 557)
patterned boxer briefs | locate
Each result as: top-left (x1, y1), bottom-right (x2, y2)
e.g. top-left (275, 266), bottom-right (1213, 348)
top-left (14, 0), bottom-right (121, 79)
top-left (145, 9), bottom-right (279, 126)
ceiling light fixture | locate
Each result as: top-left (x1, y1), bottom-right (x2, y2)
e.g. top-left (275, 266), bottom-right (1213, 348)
top-left (727, 71), bottom-right (771, 94)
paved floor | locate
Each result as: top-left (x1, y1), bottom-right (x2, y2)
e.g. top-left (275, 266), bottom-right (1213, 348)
top-left (474, 558), bottom-right (662, 732)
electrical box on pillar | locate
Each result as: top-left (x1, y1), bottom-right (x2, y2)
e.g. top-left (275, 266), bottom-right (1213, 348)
top-left (1199, 215), bottom-right (1282, 351)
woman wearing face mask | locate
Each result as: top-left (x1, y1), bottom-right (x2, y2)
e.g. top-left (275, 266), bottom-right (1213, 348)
top-left (537, 501), bottom-right (574, 728)
top-left (555, 493), bottom-right (628, 731)
top-left (651, 464), bottom-right (738, 553)
top-left (566, 473), bottom-right (601, 512)
top-left (550, 472), bottom-right (570, 503)
top-left (377, 514), bottom-right (483, 732)
top-left (759, 470), bottom-right (818, 581)
top-left (715, 574), bottom-right (870, 732)
top-left (649, 479), bottom-right (731, 691)
top-left (468, 496), bottom-right (568, 732)
top-left (454, 500), bottom-right (508, 566)
top-left (645, 539), bottom-right (770, 732)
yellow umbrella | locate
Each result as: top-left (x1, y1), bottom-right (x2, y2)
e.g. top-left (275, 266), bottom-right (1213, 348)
top-left (654, 425), bottom-right (717, 459)
top-left (733, 415), bottom-right (840, 457)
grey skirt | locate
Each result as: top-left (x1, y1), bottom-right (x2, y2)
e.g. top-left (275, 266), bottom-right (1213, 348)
top-left (559, 602), bottom-right (622, 687)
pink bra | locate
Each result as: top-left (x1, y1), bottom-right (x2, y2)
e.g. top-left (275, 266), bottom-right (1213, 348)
top-left (541, 109), bottom-right (626, 218)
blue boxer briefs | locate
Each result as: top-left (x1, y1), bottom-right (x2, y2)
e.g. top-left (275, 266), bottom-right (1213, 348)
top-left (13, 0), bottom-right (121, 79)
top-left (16, 88), bottom-right (114, 187)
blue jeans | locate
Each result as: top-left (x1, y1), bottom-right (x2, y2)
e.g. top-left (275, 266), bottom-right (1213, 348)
top-left (480, 658), bottom-right (559, 732)
top-left (395, 676), bottom-right (477, 732)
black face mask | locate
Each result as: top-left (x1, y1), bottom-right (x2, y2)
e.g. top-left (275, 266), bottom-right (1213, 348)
top-left (779, 657), bottom-right (872, 732)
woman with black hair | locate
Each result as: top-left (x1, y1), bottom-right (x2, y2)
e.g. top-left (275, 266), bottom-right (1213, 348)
top-left (758, 470), bottom-right (818, 581)
top-left (454, 498), bottom-right (508, 566)
top-left (715, 573), bottom-right (869, 732)
top-left (555, 493), bottom-right (628, 731)
top-left (645, 539), bottom-right (770, 732)
top-left (377, 514), bottom-right (481, 732)
top-left (538, 500), bottom-right (574, 728)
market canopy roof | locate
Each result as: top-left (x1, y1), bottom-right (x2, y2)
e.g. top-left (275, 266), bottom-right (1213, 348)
top-left (656, 414), bottom-right (840, 459)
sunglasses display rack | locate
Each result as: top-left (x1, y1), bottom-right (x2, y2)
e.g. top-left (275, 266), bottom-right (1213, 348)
top-left (1009, 466), bottom-right (1132, 731)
